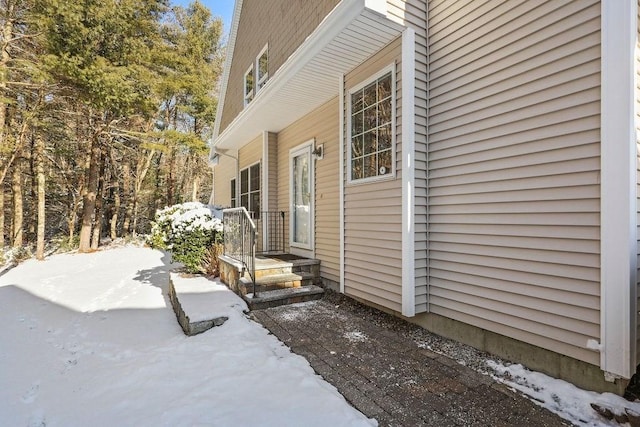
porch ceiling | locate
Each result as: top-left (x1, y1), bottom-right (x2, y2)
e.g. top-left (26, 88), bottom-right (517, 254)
top-left (211, 0), bottom-right (405, 152)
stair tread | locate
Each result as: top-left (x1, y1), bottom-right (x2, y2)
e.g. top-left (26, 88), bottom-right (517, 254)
top-left (244, 285), bottom-right (324, 303)
top-left (241, 272), bottom-right (313, 285)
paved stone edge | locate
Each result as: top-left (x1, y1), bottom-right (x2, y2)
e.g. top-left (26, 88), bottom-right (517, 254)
top-left (169, 277), bottom-right (228, 336)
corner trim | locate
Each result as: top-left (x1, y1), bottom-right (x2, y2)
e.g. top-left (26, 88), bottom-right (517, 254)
top-left (262, 131), bottom-right (269, 250)
top-left (401, 27), bottom-right (416, 318)
top-left (339, 75), bottom-right (346, 294)
top-left (600, 0), bottom-right (637, 379)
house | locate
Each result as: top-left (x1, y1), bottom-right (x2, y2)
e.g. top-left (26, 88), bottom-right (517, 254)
top-left (209, 0), bottom-right (639, 394)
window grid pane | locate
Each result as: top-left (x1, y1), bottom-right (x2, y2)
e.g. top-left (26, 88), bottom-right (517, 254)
top-left (258, 50), bottom-right (268, 89)
top-left (350, 71), bottom-right (393, 181)
top-left (230, 179), bottom-right (236, 208)
top-left (238, 164), bottom-right (260, 218)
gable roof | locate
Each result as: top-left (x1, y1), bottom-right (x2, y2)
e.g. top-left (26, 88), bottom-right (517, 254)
top-left (210, 0), bottom-right (404, 154)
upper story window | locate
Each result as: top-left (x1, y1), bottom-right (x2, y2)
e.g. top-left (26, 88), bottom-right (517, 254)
top-left (348, 66), bottom-right (394, 183)
top-left (244, 65), bottom-right (254, 106)
top-left (243, 46), bottom-right (269, 107)
top-left (256, 44), bottom-right (268, 91)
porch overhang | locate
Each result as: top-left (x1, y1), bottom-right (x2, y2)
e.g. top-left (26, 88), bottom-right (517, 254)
top-left (210, 0), bottom-right (405, 154)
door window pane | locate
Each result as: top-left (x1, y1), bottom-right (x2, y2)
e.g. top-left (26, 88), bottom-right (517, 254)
top-left (293, 152), bottom-right (310, 245)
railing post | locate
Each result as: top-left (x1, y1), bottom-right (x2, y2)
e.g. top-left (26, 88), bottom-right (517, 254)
top-left (223, 207), bottom-right (257, 297)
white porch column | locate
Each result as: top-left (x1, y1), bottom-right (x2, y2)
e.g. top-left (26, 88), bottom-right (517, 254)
top-left (600, 0), bottom-right (637, 379)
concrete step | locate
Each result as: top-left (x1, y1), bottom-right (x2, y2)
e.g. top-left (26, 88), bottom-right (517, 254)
top-left (243, 285), bottom-right (324, 310)
top-left (254, 255), bottom-right (321, 277)
top-left (238, 272), bottom-right (314, 295)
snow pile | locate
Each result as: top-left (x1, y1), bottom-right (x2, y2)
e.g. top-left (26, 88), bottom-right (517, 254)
top-left (0, 246), bottom-right (375, 426)
top-left (488, 361), bottom-right (640, 426)
top-left (167, 202), bottom-right (223, 234)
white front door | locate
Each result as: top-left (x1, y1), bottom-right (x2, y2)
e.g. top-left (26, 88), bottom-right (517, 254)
top-left (289, 140), bottom-right (314, 255)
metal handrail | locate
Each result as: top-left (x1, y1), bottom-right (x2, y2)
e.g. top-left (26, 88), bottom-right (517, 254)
top-left (223, 207), bottom-right (257, 297)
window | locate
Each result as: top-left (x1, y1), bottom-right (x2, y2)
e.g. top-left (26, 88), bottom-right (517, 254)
top-left (230, 178), bottom-right (237, 207)
top-left (256, 45), bottom-right (268, 91)
top-left (244, 65), bottom-right (254, 106)
top-left (348, 68), bottom-right (394, 182)
top-left (239, 163), bottom-right (260, 218)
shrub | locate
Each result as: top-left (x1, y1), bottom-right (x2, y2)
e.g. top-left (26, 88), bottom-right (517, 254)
top-left (149, 202), bottom-right (223, 274)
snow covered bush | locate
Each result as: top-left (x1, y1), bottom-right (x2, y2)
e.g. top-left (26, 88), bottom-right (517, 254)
top-left (149, 202), bottom-right (223, 274)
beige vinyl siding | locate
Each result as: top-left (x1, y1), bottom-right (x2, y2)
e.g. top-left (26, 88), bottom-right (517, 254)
top-left (637, 0), bottom-right (640, 366)
top-left (239, 134), bottom-right (262, 170)
top-left (344, 37), bottom-right (402, 312)
top-left (212, 154), bottom-right (236, 207)
top-left (314, 103), bottom-right (341, 284)
top-left (427, 0), bottom-right (601, 365)
top-left (276, 98), bottom-right (340, 283)
top-left (387, 0), bottom-right (429, 313)
top-left (219, 0), bottom-right (340, 134)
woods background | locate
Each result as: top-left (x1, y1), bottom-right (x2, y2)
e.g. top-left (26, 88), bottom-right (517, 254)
top-left (0, 0), bottom-right (224, 259)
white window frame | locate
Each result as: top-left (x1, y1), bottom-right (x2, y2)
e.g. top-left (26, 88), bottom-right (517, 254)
top-left (256, 44), bottom-right (269, 91)
top-left (346, 63), bottom-right (396, 185)
top-left (244, 64), bottom-right (254, 106)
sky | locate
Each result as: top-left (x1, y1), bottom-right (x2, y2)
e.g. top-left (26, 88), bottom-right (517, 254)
top-left (172, 0), bottom-right (236, 34)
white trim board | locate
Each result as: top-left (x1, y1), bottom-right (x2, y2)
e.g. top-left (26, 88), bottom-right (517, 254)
top-left (339, 74), bottom-right (346, 294)
top-left (401, 27), bottom-right (416, 318)
top-left (262, 131), bottom-right (269, 250)
top-left (599, 0), bottom-right (637, 380)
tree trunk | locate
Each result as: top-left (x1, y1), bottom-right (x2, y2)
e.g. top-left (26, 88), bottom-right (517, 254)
top-left (110, 152), bottom-right (120, 239)
top-left (78, 135), bottom-right (101, 252)
top-left (28, 134), bottom-right (37, 238)
top-left (35, 132), bottom-right (45, 260)
top-left (122, 162), bottom-right (132, 235)
top-left (131, 150), bottom-right (155, 235)
top-left (67, 193), bottom-right (77, 245)
top-left (0, 5), bottom-right (13, 161)
top-left (0, 184), bottom-right (4, 248)
top-left (167, 148), bottom-right (175, 205)
top-left (177, 155), bottom-right (189, 203)
top-left (91, 147), bottom-right (106, 249)
top-left (191, 175), bottom-right (199, 202)
top-left (11, 156), bottom-right (23, 247)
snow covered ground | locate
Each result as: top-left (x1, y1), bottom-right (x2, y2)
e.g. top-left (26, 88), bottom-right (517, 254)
top-left (4, 245), bottom-right (640, 427)
top-left (0, 246), bottom-right (374, 427)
